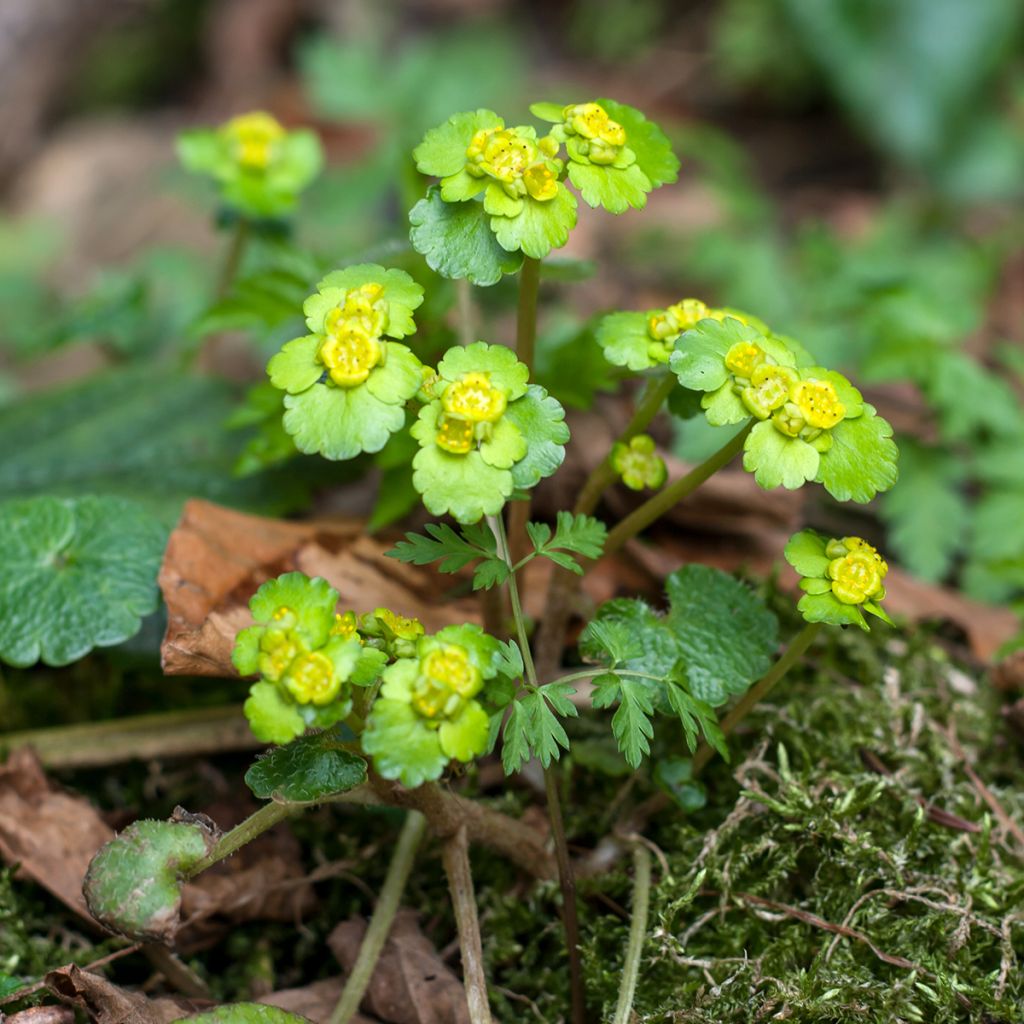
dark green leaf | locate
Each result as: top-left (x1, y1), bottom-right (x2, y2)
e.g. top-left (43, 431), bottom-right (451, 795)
top-left (245, 728), bottom-right (367, 803)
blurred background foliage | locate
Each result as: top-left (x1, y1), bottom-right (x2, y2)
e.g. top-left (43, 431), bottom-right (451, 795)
top-left (0, 0), bottom-right (1021, 626)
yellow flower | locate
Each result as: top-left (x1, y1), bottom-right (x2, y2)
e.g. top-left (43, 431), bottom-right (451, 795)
top-left (435, 414), bottom-right (476, 454)
top-left (258, 627), bottom-right (305, 683)
top-left (318, 324), bottom-right (383, 387)
top-left (442, 372), bottom-right (508, 424)
top-left (792, 378), bottom-right (845, 430)
top-left (374, 608), bottom-right (424, 642)
top-left (324, 283), bottom-right (388, 339)
top-left (724, 341), bottom-right (767, 380)
top-left (467, 128), bottom-right (536, 184)
top-left (331, 611), bottom-right (360, 641)
top-left (283, 650), bottom-right (341, 705)
top-left (422, 645), bottom-right (483, 699)
top-left (224, 112), bottom-right (285, 172)
top-left (564, 103), bottom-right (626, 147)
top-left (523, 163), bottom-right (558, 201)
top-left (742, 365), bottom-right (798, 420)
top-left (827, 550), bottom-right (887, 605)
top-left (649, 298), bottom-right (710, 341)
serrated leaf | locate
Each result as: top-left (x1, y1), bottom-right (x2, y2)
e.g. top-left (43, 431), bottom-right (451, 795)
top-left (501, 686), bottom-right (577, 773)
top-left (609, 677), bottom-right (655, 768)
top-left (472, 558), bottom-right (510, 590)
top-left (0, 496), bottom-right (165, 668)
top-left (548, 510), bottom-right (607, 559)
top-left (409, 187), bottom-right (522, 286)
top-left (817, 405), bottom-right (899, 504)
top-left (387, 522), bottom-right (486, 573)
top-left (495, 638), bottom-right (524, 680)
top-left (245, 727), bottom-right (367, 803)
top-left (84, 819), bottom-right (212, 942)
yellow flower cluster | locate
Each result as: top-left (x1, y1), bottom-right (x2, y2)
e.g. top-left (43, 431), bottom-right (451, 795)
top-left (466, 127), bottom-right (559, 202)
top-left (824, 538), bottom-right (888, 606)
top-left (410, 645), bottom-right (483, 722)
top-left (317, 283), bottom-right (389, 388)
top-left (223, 112), bottom-right (285, 172)
top-left (436, 372), bottom-right (508, 454)
top-left (258, 605), bottom-right (343, 706)
top-left (562, 102), bottom-right (627, 165)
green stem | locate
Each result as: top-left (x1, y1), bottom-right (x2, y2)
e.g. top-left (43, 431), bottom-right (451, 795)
top-left (441, 826), bottom-right (493, 1024)
top-left (329, 810), bottom-right (427, 1024)
top-left (612, 842), bottom-right (652, 1024)
top-left (491, 515), bottom-right (587, 1024)
top-left (188, 801), bottom-right (296, 876)
top-left (456, 278), bottom-right (476, 347)
top-left (603, 420), bottom-right (753, 557)
top-left (216, 217), bottom-right (250, 298)
top-left (574, 372), bottom-right (677, 517)
top-left (691, 622), bottom-right (821, 775)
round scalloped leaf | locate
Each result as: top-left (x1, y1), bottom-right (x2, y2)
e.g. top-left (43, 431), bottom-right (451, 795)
top-left (817, 405), bottom-right (899, 504)
top-left (701, 382), bottom-right (748, 426)
top-left (283, 382), bottom-right (405, 461)
top-left (267, 336), bottom-right (323, 395)
top-left (797, 591), bottom-right (869, 631)
top-left (413, 109), bottom-right (504, 178)
top-left (743, 421), bottom-right (820, 491)
top-left (84, 819), bottom-right (211, 943)
top-left (671, 318), bottom-right (766, 392)
top-left (438, 701), bottom-right (489, 762)
top-left (490, 186), bottom-right (577, 260)
top-left (184, 1005), bottom-right (313, 1024)
top-left (599, 99), bottom-right (679, 190)
top-left (568, 161), bottom-right (653, 214)
top-left (0, 496), bottom-right (165, 668)
top-left (502, 385), bottom-right (569, 490)
top-left (596, 310), bottom-right (661, 371)
top-left (412, 444), bottom-right (513, 523)
top-left (433, 622), bottom-right (502, 678)
top-left (784, 530), bottom-right (832, 578)
top-left (249, 571), bottom-right (339, 643)
top-left (245, 726), bottom-right (367, 803)
top-left (437, 342), bottom-right (530, 400)
top-left (362, 699), bottom-right (447, 787)
top-left (479, 417), bottom-right (527, 469)
top-left (244, 681), bottom-right (306, 744)
top-left (665, 565), bottom-right (778, 705)
top-left (306, 265), bottom-right (424, 340)
top-left (410, 188), bottom-right (523, 286)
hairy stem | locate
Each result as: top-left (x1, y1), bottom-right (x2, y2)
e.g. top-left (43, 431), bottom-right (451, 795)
top-left (329, 810), bottom-right (427, 1024)
top-left (189, 800), bottom-right (296, 876)
top-left (612, 842), bottom-right (652, 1024)
top-left (603, 420), bottom-right (753, 557)
top-left (691, 621), bottom-right (821, 774)
top-left (491, 515), bottom-right (587, 1024)
top-left (441, 825), bottom-right (492, 1024)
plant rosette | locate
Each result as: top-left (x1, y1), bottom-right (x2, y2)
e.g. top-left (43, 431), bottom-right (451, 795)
top-left (267, 265), bottom-right (425, 460)
top-left (597, 298), bottom-right (762, 372)
top-left (671, 317), bottom-right (898, 502)
top-left (410, 342), bottom-right (569, 523)
top-left (177, 111), bottom-right (323, 219)
top-left (611, 434), bottom-right (666, 491)
top-left (530, 99), bottom-right (680, 214)
top-left (413, 109), bottom-right (577, 260)
top-left (233, 573), bottom-right (386, 745)
top-left (362, 624), bottom-right (503, 786)
top-left (785, 531), bottom-right (894, 631)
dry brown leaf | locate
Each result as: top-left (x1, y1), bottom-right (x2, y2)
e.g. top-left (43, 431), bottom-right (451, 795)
top-left (160, 501), bottom-right (480, 677)
top-left (328, 910), bottom-right (469, 1024)
top-left (44, 965), bottom-right (195, 1024)
top-left (259, 978), bottom-right (378, 1024)
top-left (2, 1005), bottom-right (77, 1024)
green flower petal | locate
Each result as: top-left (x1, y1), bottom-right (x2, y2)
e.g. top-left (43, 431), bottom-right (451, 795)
top-left (433, 624), bottom-right (502, 678)
top-left (596, 311), bottom-right (662, 371)
top-left (283, 383), bottom-right (406, 461)
top-left (250, 571), bottom-right (338, 644)
top-left (479, 417), bottom-right (527, 469)
top-left (598, 98), bottom-right (679, 189)
top-left (414, 109), bottom-right (504, 178)
top-left (309, 265), bottom-right (424, 340)
top-left (503, 385), bottom-right (569, 490)
top-left (268, 335), bottom-right (323, 395)
top-left (438, 700), bottom-right (489, 762)
top-left (438, 342), bottom-right (529, 400)
top-left (362, 699), bottom-right (446, 787)
top-left (410, 188), bottom-right (523, 286)
top-left (440, 169), bottom-right (488, 203)
top-left (743, 421), bottom-right (820, 490)
top-left (817, 405), bottom-right (899, 503)
top-left (244, 681), bottom-right (306, 744)
top-left (671, 317), bottom-right (765, 392)
top-left (232, 625), bottom-right (262, 676)
top-left (379, 658), bottom-right (418, 701)
top-left (482, 182), bottom-right (524, 218)
top-left (490, 186), bottom-right (577, 260)
top-left (701, 382), bottom-right (749, 426)
top-left (364, 343), bottom-right (424, 403)
top-left (412, 445), bottom-right (513, 523)
top-left (784, 530), bottom-right (831, 578)
top-left (568, 161), bottom-right (653, 213)
top-left (797, 592), bottom-right (869, 631)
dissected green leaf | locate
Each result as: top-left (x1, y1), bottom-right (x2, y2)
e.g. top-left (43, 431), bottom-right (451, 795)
top-left (0, 496), bottom-right (165, 668)
top-left (501, 684), bottom-right (578, 773)
top-left (245, 727), bottom-right (367, 803)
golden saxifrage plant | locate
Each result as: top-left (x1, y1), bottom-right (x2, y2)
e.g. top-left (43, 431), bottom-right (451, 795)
top-left (84, 103), bottom-right (899, 1024)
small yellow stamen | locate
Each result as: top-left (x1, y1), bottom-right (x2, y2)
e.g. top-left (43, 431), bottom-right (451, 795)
top-left (792, 378), bottom-right (845, 430)
top-left (724, 341), bottom-right (767, 380)
top-left (441, 372), bottom-right (508, 424)
top-left (435, 414), bottom-right (476, 454)
top-left (828, 551), bottom-right (886, 605)
top-left (421, 645), bottom-right (482, 699)
top-left (523, 163), bottom-right (558, 201)
top-left (742, 364), bottom-right (798, 420)
top-left (318, 325), bottom-right (383, 387)
top-left (648, 299), bottom-right (711, 341)
top-left (565, 103), bottom-right (626, 147)
top-left (284, 650), bottom-right (340, 705)
top-left (331, 611), bottom-right (360, 640)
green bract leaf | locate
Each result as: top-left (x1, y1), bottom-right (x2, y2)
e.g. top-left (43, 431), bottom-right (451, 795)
top-left (502, 385), bottom-right (569, 490)
top-left (84, 819), bottom-right (211, 942)
top-left (267, 336), bottom-right (323, 394)
top-left (490, 185), bottom-right (577, 260)
top-left (568, 161), bottom-right (652, 214)
top-left (595, 311), bottom-right (663, 371)
top-left (816, 404), bottom-right (899, 503)
top-left (797, 592), bottom-right (869, 630)
top-left (410, 188), bottom-right (523, 286)
top-left (437, 342), bottom-right (529, 401)
top-left (244, 681), bottom-right (306, 745)
top-left (670, 317), bottom-right (793, 392)
top-left (245, 727), bottom-right (367, 803)
top-left (501, 683), bottom-right (578, 773)
top-left (0, 496), bottom-right (165, 668)
top-left (413, 109), bottom-right (504, 178)
top-left (743, 421), bottom-right (820, 491)
top-left (599, 98), bottom-right (680, 190)
top-left (784, 530), bottom-right (831, 579)
top-left (248, 571), bottom-right (338, 647)
top-left (306, 264), bottom-right (423, 340)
